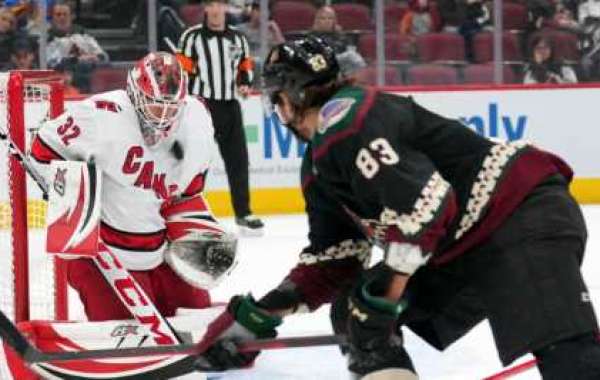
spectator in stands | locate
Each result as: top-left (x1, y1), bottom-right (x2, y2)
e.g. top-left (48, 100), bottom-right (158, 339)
top-left (527, 0), bottom-right (555, 32)
top-left (227, 0), bottom-right (249, 24)
top-left (309, 5), bottom-right (365, 75)
top-left (46, 1), bottom-right (109, 93)
top-left (4, 36), bottom-right (37, 70)
top-left (237, 0), bottom-right (284, 56)
top-left (0, 6), bottom-right (17, 64)
top-left (437, 0), bottom-right (465, 31)
top-left (579, 0), bottom-right (600, 58)
top-left (460, 0), bottom-right (490, 61)
top-left (437, 0), bottom-right (489, 61)
top-left (550, 1), bottom-right (580, 33)
top-left (312, 4), bottom-right (342, 33)
top-left (48, 1), bottom-right (85, 42)
top-left (400, 0), bottom-right (441, 36)
top-left (579, 0), bottom-right (600, 26)
top-left (523, 36), bottom-right (578, 84)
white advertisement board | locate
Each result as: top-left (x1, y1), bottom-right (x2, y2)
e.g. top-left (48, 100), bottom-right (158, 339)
top-left (399, 87), bottom-right (599, 177)
top-left (203, 96), bottom-right (307, 191)
top-left (202, 85), bottom-right (599, 192)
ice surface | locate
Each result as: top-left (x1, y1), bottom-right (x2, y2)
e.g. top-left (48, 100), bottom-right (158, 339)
top-left (64, 206), bottom-right (600, 380)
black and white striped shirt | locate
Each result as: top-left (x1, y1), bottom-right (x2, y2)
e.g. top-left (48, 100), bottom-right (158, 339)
top-left (178, 25), bottom-right (253, 101)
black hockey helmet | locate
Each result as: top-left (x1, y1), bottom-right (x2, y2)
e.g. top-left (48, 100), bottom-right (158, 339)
top-left (262, 36), bottom-right (340, 108)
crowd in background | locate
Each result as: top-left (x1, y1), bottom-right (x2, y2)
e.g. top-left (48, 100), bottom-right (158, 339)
top-left (1, 0), bottom-right (598, 92)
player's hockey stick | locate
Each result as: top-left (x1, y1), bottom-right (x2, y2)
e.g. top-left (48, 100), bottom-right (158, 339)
top-left (483, 358), bottom-right (537, 380)
top-left (0, 123), bottom-right (51, 198)
top-left (0, 308), bottom-right (342, 363)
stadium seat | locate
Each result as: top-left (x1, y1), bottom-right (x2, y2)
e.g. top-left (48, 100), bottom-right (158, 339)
top-left (529, 30), bottom-right (581, 62)
top-left (502, 3), bottom-right (528, 31)
top-left (462, 64), bottom-right (517, 84)
top-left (331, 3), bottom-right (372, 31)
top-left (384, 3), bottom-right (408, 31)
top-left (358, 33), bottom-right (414, 62)
top-left (416, 32), bottom-right (466, 62)
top-left (90, 67), bottom-right (130, 93)
top-left (272, 1), bottom-right (317, 33)
top-left (179, 4), bottom-right (204, 26)
top-left (405, 64), bottom-right (459, 85)
top-left (472, 32), bottom-right (523, 63)
top-left (355, 65), bottom-right (403, 85)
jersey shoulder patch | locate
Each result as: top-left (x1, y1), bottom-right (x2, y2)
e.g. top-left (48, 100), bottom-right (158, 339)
top-left (316, 86), bottom-right (365, 137)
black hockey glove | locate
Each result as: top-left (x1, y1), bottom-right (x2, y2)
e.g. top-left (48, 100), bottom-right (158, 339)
top-left (346, 265), bottom-right (415, 376)
top-left (195, 295), bottom-right (281, 372)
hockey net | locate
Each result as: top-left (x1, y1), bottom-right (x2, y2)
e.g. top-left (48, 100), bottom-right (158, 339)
top-left (0, 71), bottom-right (68, 332)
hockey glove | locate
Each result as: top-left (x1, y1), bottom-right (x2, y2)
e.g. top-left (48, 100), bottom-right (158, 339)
top-left (196, 295), bottom-right (282, 371)
top-left (346, 265), bottom-right (416, 376)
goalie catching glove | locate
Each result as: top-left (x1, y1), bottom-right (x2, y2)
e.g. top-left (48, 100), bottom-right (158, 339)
top-left (194, 295), bottom-right (282, 371)
top-left (165, 230), bottom-right (238, 289)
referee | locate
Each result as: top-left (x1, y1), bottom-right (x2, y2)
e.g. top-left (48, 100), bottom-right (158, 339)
top-left (178, 0), bottom-right (263, 234)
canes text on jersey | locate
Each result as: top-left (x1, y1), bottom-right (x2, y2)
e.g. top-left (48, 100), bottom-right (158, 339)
top-left (122, 146), bottom-right (177, 199)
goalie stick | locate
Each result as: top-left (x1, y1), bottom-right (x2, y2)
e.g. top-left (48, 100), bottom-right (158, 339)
top-left (483, 358), bottom-right (537, 380)
top-left (0, 308), bottom-right (342, 363)
top-left (0, 120), bottom-right (50, 199)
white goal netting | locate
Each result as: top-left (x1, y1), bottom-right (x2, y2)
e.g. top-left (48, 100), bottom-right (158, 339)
top-left (0, 71), bottom-right (68, 379)
top-left (0, 71), bottom-right (66, 354)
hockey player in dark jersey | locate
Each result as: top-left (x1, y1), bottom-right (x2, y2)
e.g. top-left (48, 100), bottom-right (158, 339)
top-left (198, 36), bottom-right (600, 379)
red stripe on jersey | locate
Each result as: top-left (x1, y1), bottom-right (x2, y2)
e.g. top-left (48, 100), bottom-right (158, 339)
top-left (161, 195), bottom-right (209, 219)
top-left (30, 136), bottom-right (65, 163)
top-left (183, 171), bottom-right (207, 196)
top-left (100, 222), bottom-right (166, 252)
top-left (301, 174), bottom-right (315, 191)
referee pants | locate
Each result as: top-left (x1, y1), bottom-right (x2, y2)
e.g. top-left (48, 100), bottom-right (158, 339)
top-left (206, 99), bottom-right (251, 218)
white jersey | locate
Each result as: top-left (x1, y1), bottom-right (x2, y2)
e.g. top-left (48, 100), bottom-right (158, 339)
top-left (32, 90), bottom-right (217, 270)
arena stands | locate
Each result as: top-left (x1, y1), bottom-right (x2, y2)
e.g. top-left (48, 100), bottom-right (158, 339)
top-left (0, 0), bottom-right (588, 91)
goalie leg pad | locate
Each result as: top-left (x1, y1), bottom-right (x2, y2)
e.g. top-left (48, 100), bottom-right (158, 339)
top-left (68, 259), bottom-right (210, 320)
top-left (67, 258), bottom-right (157, 321)
top-left (151, 263), bottom-right (211, 316)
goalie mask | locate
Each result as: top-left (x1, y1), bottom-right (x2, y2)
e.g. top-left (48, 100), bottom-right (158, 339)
top-left (127, 52), bottom-right (188, 147)
top-left (165, 228), bottom-right (238, 290)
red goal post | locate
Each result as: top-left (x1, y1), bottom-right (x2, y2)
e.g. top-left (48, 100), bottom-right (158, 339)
top-left (0, 70), bottom-right (68, 324)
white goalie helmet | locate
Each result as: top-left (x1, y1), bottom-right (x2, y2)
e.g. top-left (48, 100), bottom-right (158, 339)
top-left (165, 222), bottom-right (238, 290)
top-left (127, 52), bottom-right (188, 146)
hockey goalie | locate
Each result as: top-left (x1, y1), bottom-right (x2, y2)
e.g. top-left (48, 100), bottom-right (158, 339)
top-left (3, 52), bottom-right (238, 379)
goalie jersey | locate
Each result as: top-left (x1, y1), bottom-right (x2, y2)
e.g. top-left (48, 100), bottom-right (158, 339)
top-left (30, 90), bottom-right (218, 270)
top-left (283, 86), bottom-right (574, 310)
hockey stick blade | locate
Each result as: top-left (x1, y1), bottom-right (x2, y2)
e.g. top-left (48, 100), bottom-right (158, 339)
top-left (483, 358), bottom-right (537, 380)
top-left (1, 308), bottom-right (343, 364)
top-left (33, 335), bottom-right (343, 363)
top-left (0, 310), bottom-right (42, 363)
